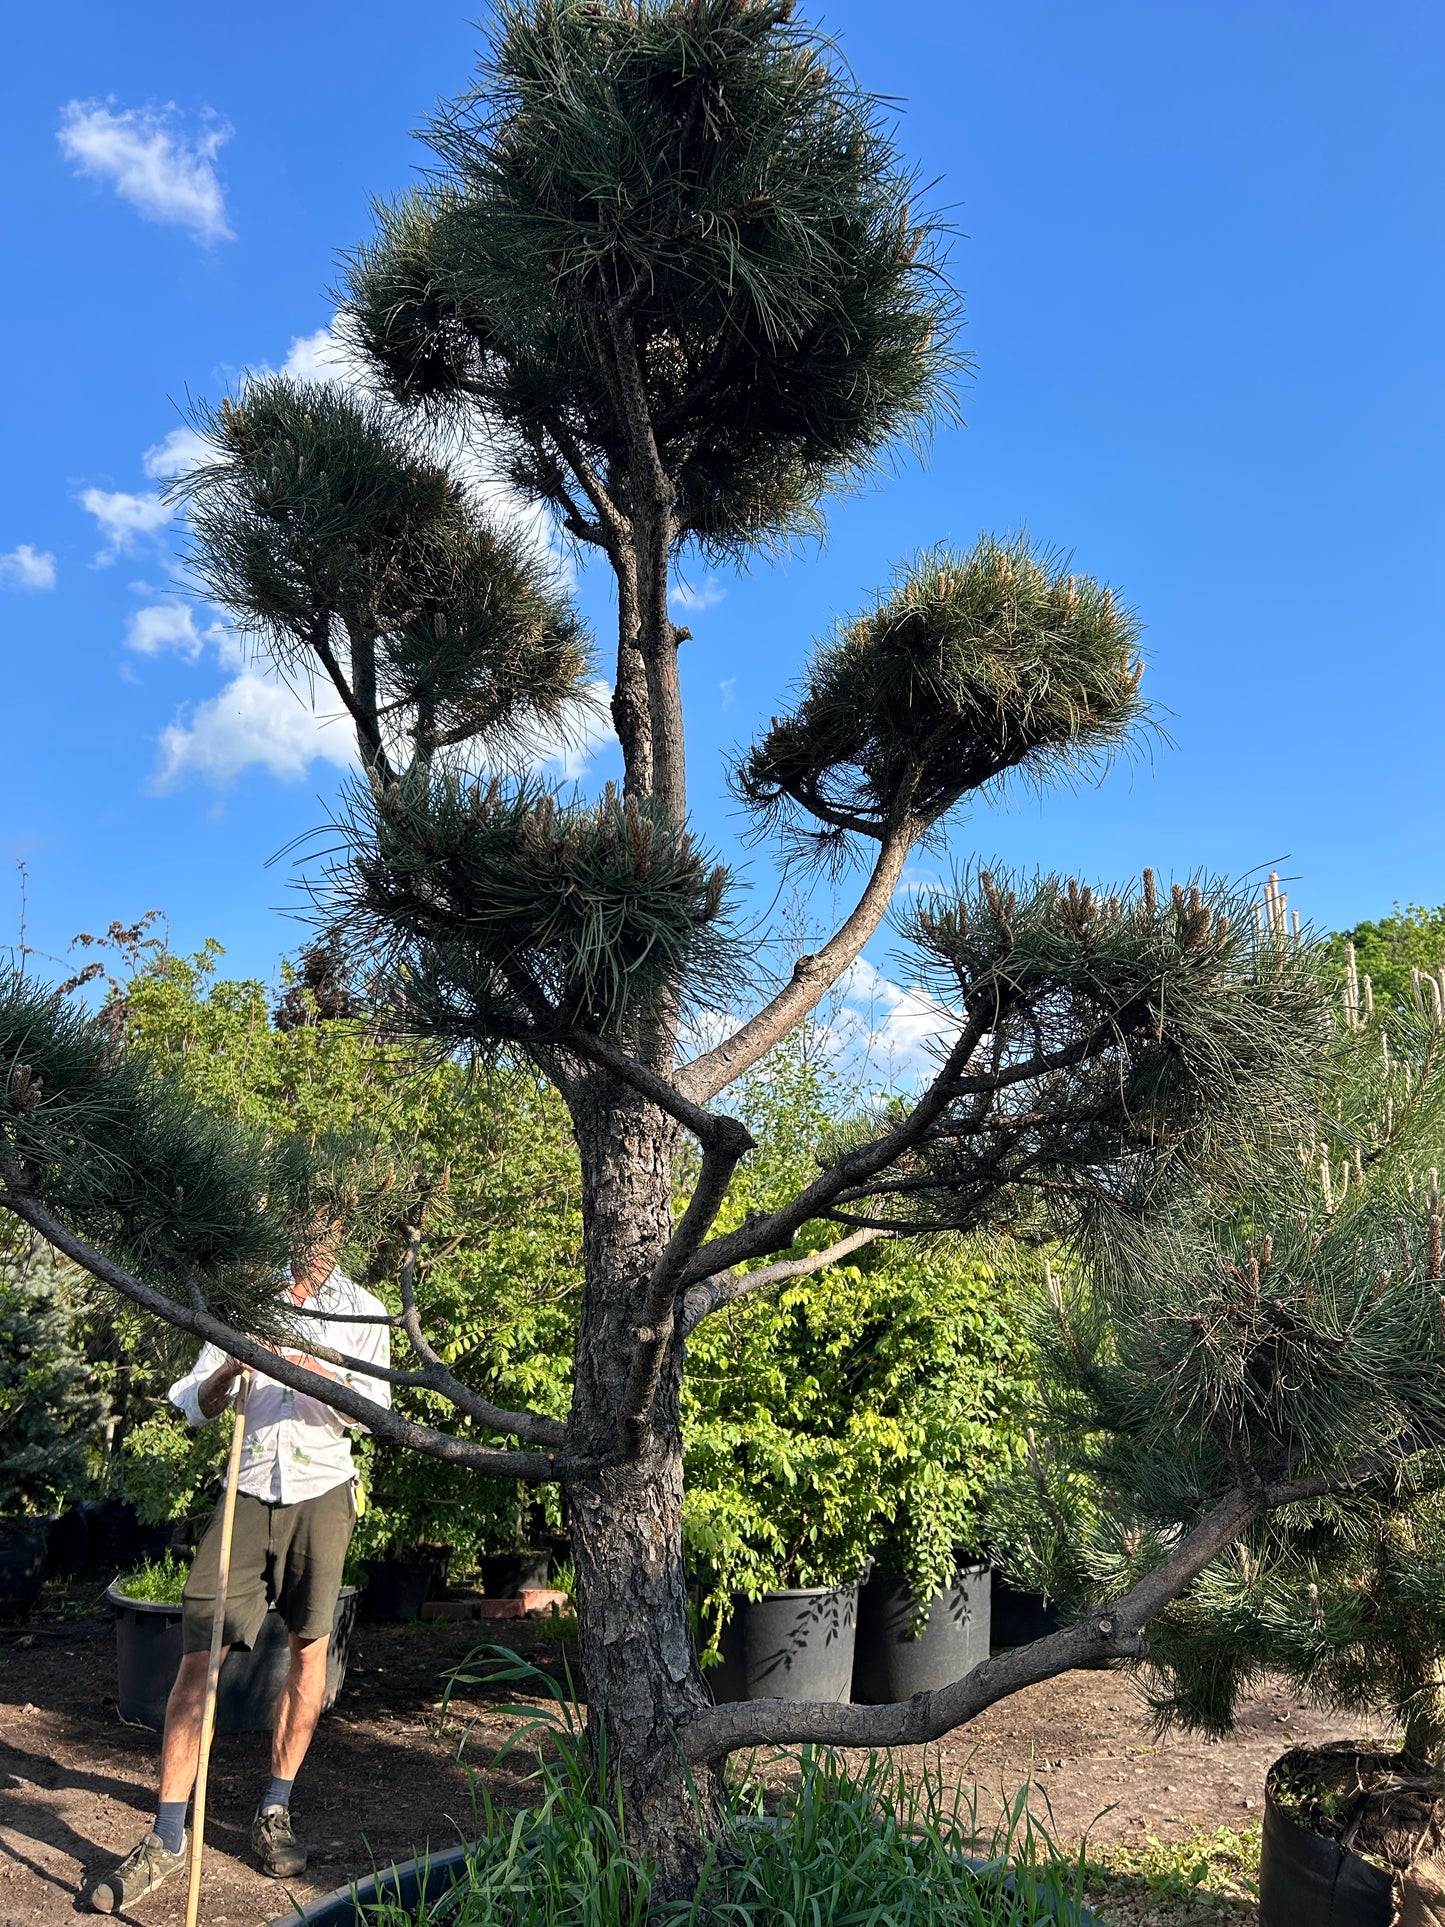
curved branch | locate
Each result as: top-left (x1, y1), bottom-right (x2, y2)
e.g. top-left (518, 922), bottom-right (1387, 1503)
top-left (1, 1185), bottom-right (559, 1482)
top-left (393, 1224), bottom-right (567, 1450)
top-left (679, 1227), bottom-right (890, 1337)
top-left (678, 821), bottom-right (916, 1105)
top-left (679, 1003), bottom-right (997, 1287)
top-left (681, 1486), bottom-right (1260, 1762)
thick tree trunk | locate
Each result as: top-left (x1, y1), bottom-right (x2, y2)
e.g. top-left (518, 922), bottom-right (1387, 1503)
top-left (565, 1076), bottom-right (724, 1889)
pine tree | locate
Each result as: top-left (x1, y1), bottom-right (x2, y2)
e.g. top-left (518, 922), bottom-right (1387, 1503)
top-left (0, 1242), bottom-right (107, 1516)
top-left (3, 0), bottom-right (1434, 1885)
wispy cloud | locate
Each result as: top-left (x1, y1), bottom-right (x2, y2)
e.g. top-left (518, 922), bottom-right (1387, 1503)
top-left (125, 602), bottom-right (227, 660)
top-left (142, 425), bottom-right (211, 479)
top-left (58, 100), bottom-right (233, 244)
top-left (0, 545), bottom-right (57, 590)
top-left (80, 487), bottom-right (172, 563)
top-left (153, 672), bottom-right (356, 792)
top-left (670, 574), bottom-right (727, 614)
top-left (719, 677), bottom-right (737, 709)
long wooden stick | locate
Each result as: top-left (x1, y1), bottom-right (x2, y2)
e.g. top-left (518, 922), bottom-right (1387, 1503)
top-left (185, 1371), bottom-right (250, 1927)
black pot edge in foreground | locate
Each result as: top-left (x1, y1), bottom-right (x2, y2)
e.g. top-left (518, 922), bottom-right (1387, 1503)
top-left (269, 1840), bottom-right (1098, 1927)
top-left (1257, 1766), bottom-right (1394, 1927)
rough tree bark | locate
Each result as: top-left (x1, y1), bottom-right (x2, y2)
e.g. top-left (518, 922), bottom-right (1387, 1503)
top-left (565, 1075), bottom-right (726, 1884)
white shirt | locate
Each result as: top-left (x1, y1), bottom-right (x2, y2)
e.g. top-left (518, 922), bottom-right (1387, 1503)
top-left (168, 1266), bottom-right (392, 1505)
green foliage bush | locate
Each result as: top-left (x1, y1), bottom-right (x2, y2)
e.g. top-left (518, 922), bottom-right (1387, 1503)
top-left (681, 1027), bottom-right (1031, 1630)
top-left (0, 1243), bottom-right (108, 1515)
top-left (1328, 902), bottom-right (1445, 1011)
top-left (111, 938), bottom-right (584, 1565)
top-left (111, 1551), bottom-right (190, 1604)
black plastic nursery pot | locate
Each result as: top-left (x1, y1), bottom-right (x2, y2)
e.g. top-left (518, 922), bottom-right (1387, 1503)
top-left (0, 1519), bottom-right (49, 1617)
top-left (711, 1583), bottom-right (858, 1703)
top-left (852, 1563), bottom-right (991, 1703)
top-left (41, 1505), bottom-right (91, 1578)
top-left (108, 1586), bottom-right (358, 1734)
top-left (362, 1558), bottom-right (433, 1622)
top-left (1258, 1774), bottom-right (1394, 1926)
top-left (79, 1498), bottom-right (172, 1577)
top-left (480, 1549), bottom-right (550, 1597)
top-left (269, 1841), bottom-right (474, 1927)
top-left (990, 1574), bottom-right (1061, 1649)
top-left (268, 1839), bottom-right (1099, 1927)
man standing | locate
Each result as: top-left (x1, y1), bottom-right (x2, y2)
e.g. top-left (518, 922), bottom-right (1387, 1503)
top-left (87, 1225), bottom-right (391, 1912)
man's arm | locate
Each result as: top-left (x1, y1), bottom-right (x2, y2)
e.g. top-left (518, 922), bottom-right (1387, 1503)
top-left (168, 1342), bottom-right (241, 1427)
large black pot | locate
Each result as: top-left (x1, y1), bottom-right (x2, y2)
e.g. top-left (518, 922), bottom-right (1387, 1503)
top-left (109, 1586), bottom-right (358, 1733)
top-left (363, 1558), bottom-right (433, 1622)
top-left (711, 1584), bottom-right (858, 1704)
top-left (0, 1519), bottom-right (49, 1617)
top-left (268, 1839), bottom-right (1100, 1927)
top-left (481, 1550), bottom-right (550, 1597)
top-left (852, 1563), bottom-right (991, 1703)
top-left (990, 1575), bottom-right (1060, 1649)
top-left (1258, 1774), bottom-right (1394, 1926)
top-left (42, 1506), bottom-right (91, 1578)
top-left (270, 1842), bottom-right (474, 1927)
top-left (79, 1499), bottom-right (171, 1576)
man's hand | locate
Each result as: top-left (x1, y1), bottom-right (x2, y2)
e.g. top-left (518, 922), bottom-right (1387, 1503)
top-left (198, 1357), bottom-right (246, 1421)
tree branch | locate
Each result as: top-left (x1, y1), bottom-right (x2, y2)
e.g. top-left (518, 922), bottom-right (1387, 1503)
top-left (1, 1182), bottom-right (559, 1481)
top-left (677, 821), bottom-right (917, 1105)
top-left (393, 1223), bottom-right (567, 1450)
top-left (678, 1003), bottom-right (998, 1287)
top-left (551, 1025), bottom-right (753, 1156)
top-left (679, 1228), bottom-right (890, 1337)
top-left (680, 1485), bottom-right (1261, 1762)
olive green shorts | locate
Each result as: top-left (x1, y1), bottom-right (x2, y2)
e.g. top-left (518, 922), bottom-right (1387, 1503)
top-left (182, 1479), bottom-right (355, 1652)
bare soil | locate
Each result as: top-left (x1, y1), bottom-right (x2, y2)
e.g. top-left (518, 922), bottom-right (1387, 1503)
top-left (0, 1585), bottom-right (1390, 1927)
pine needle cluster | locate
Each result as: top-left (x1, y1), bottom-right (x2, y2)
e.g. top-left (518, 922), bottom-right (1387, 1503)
top-left (336, 774), bottom-right (736, 1046)
top-left (993, 982), bottom-right (1445, 1756)
top-left (180, 378), bottom-right (590, 774)
top-left (736, 538), bottom-right (1146, 863)
top-left (344, 0), bottom-right (960, 555)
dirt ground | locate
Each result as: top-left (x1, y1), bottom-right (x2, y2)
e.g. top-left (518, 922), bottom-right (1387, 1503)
top-left (0, 1584), bottom-right (1393, 1927)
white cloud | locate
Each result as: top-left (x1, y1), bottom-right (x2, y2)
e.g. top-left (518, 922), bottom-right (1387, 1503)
top-left (670, 574), bottom-right (726, 613)
top-left (279, 326), bottom-right (356, 384)
top-left (0, 545), bottom-right (57, 590)
top-left (826, 957), bottom-right (961, 1084)
top-left (719, 677), bottom-right (737, 709)
top-left (80, 487), bottom-right (172, 562)
top-left (142, 425), bottom-right (211, 479)
top-left (153, 672), bottom-right (357, 792)
top-left (125, 602), bottom-right (228, 660)
top-left (58, 100), bottom-right (233, 244)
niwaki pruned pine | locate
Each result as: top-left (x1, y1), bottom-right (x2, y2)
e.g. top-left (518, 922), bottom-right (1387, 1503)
top-left (5, 0), bottom-right (1443, 1895)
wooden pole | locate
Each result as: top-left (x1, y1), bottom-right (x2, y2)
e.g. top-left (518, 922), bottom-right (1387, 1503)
top-left (185, 1371), bottom-right (250, 1927)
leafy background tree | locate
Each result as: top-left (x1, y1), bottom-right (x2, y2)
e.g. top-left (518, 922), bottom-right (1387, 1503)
top-left (1328, 902), bottom-right (1445, 1012)
top-left (0, 1241), bottom-right (107, 1517)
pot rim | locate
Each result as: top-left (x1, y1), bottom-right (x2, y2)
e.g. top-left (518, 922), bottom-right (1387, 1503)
top-left (108, 1583), bottom-right (359, 1611)
top-left (730, 1582), bottom-right (860, 1603)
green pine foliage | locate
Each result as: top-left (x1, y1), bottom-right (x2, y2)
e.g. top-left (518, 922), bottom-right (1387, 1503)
top-left (737, 537), bottom-right (1146, 864)
top-left (992, 975), bottom-right (1445, 1758)
top-left (345, 0), bottom-right (960, 558)
top-left (338, 775), bottom-right (735, 1047)
top-left (180, 380), bottom-right (591, 778)
top-left (0, 1242), bottom-right (108, 1515)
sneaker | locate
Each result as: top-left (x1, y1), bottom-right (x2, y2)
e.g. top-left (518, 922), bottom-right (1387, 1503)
top-left (86, 1831), bottom-right (187, 1913)
top-left (251, 1804), bottom-right (307, 1879)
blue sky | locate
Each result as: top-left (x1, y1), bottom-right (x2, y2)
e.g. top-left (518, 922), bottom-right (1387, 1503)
top-left (2, 1), bottom-right (1442, 1034)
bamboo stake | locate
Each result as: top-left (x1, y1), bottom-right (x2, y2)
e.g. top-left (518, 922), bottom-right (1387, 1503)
top-left (185, 1371), bottom-right (250, 1927)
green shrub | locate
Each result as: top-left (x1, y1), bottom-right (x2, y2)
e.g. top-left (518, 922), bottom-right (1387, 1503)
top-left (112, 1552), bottom-right (190, 1604)
top-left (0, 1243), bottom-right (108, 1515)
